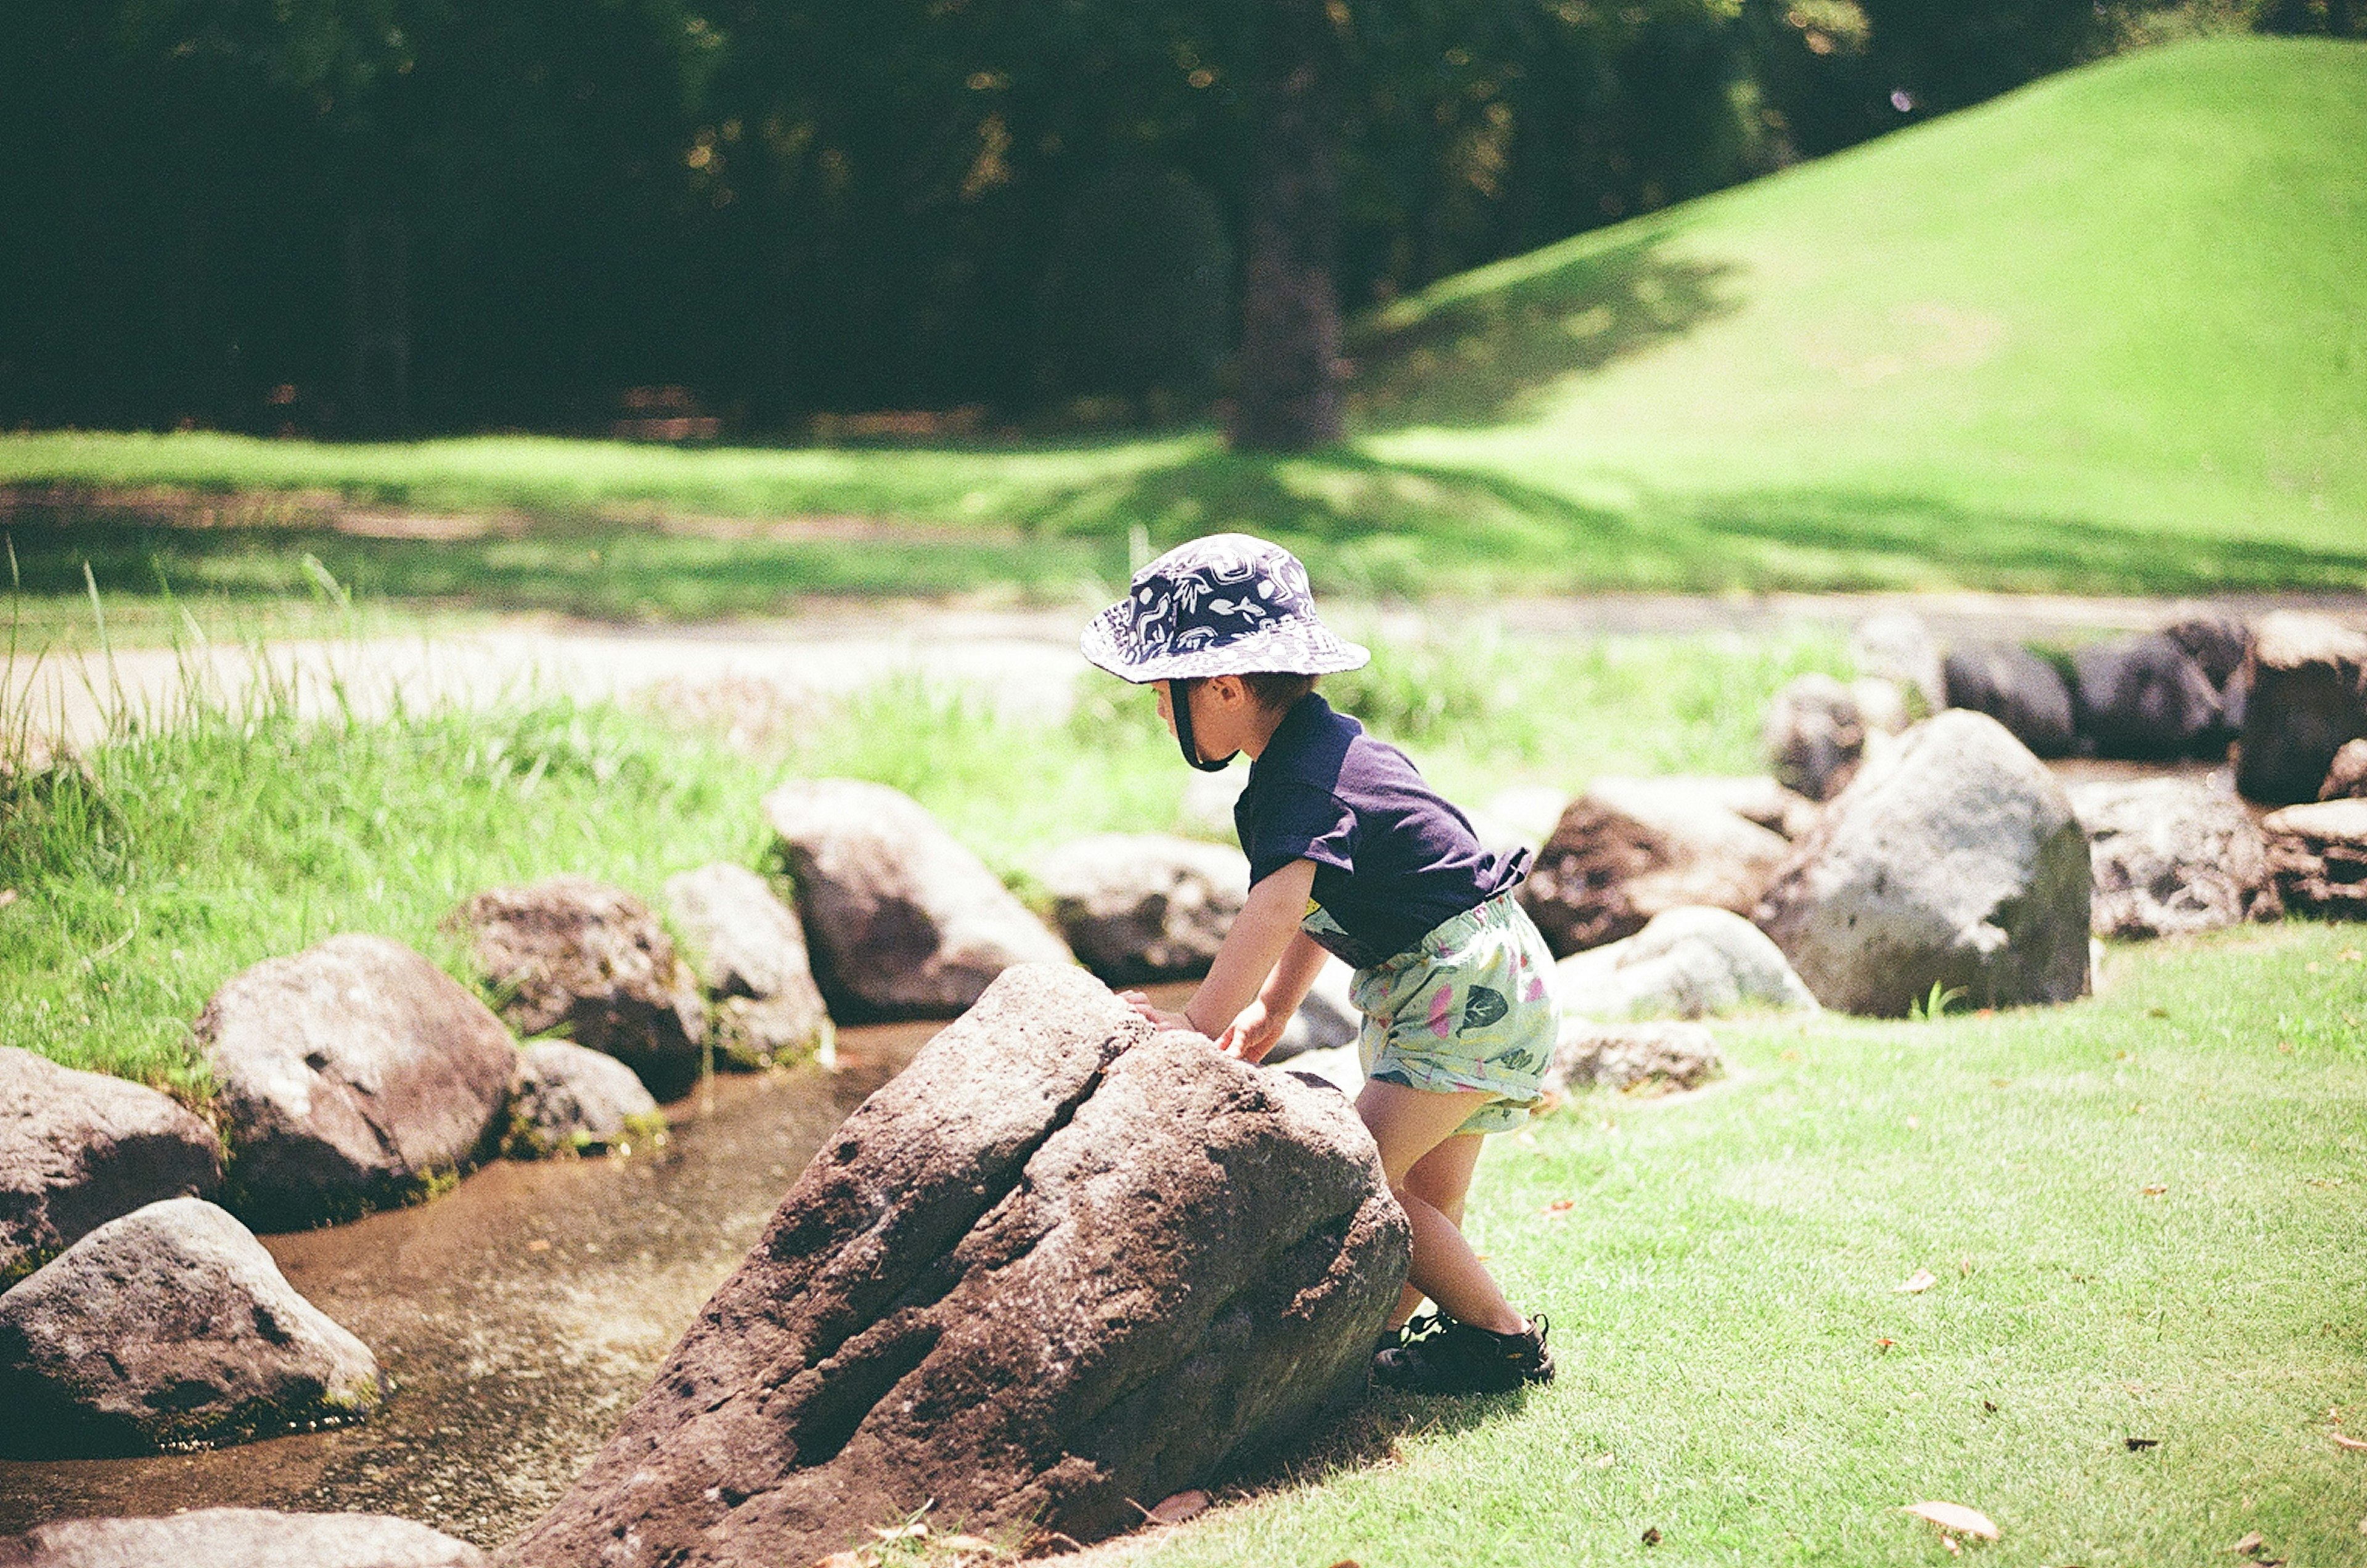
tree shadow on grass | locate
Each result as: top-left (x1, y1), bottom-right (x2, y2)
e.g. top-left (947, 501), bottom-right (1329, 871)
top-left (1344, 229), bottom-right (1744, 431)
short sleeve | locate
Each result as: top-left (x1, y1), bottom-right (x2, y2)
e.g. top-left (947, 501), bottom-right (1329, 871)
top-left (1242, 781), bottom-right (1359, 887)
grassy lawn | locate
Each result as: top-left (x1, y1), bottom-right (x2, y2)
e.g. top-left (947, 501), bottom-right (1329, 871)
top-left (5, 37), bottom-right (2363, 621)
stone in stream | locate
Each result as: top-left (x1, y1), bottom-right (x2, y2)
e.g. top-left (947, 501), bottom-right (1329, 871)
top-left (1519, 780), bottom-right (1791, 957)
top-left (1034, 833), bottom-right (1249, 984)
top-left (0, 1198), bottom-right (381, 1456)
top-left (2069, 778), bottom-right (2279, 939)
top-left (2323, 738), bottom-right (2367, 801)
top-left (504, 1040), bottom-right (667, 1158)
top-left (196, 934), bottom-right (516, 1228)
top-left (2071, 632), bottom-right (2225, 760)
top-left (1554, 906), bottom-right (1818, 1021)
top-left (2234, 612), bottom-right (2367, 805)
top-left (2260, 799), bottom-right (2367, 920)
top-left (764, 778), bottom-right (1074, 1021)
top-left (452, 878), bottom-right (708, 1100)
top-left (1754, 709), bottom-right (2091, 1016)
top-left (1762, 674), bottom-right (1867, 802)
top-left (1, 1047), bottom-right (223, 1285)
top-left (1942, 642), bottom-right (2075, 758)
top-left (1545, 1020), bottom-right (1722, 1096)
top-left (664, 862), bottom-right (834, 1069)
top-left (502, 964), bottom-right (1408, 1568)
top-left (0, 1507), bottom-right (485, 1567)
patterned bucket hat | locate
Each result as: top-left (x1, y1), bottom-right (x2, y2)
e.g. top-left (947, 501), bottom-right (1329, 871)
top-left (1081, 533), bottom-right (1370, 685)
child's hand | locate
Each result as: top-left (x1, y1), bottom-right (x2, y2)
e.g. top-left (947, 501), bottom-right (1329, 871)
top-left (1117, 990), bottom-right (1203, 1037)
top-left (1217, 999), bottom-right (1285, 1063)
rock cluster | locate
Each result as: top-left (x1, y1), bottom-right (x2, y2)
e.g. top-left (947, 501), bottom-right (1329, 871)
top-left (2238, 613), bottom-right (2367, 805)
top-left (1943, 642), bottom-right (2074, 757)
top-left (505, 964), bottom-right (1408, 1567)
top-left (666, 862), bottom-right (833, 1068)
top-left (2324, 738), bottom-right (2367, 801)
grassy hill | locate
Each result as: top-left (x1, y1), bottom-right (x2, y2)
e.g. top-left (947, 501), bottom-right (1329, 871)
top-left (2, 35), bottom-right (2361, 617)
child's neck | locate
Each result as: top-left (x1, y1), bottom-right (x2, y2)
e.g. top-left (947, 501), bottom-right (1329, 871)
top-left (1237, 694), bottom-right (1304, 761)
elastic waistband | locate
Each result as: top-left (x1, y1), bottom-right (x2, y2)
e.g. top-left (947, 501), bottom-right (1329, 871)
top-left (1366, 889), bottom-right (1527, 975)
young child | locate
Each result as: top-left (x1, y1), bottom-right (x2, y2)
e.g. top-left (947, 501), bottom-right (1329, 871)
top-left (1081, 533), bottom-right (1558, 1397)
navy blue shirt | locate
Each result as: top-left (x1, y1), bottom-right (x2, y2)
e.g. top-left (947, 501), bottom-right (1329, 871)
top-left (1233, 694), bottom-right (1527, 970)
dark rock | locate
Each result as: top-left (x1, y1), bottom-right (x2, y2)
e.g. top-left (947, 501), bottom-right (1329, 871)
top-left (2162, 614), bottom-right (2252, 691)
top-left (2071, 633), bottom-right (2223, 760)
top-left (1545, 1021), bottom-right (1722, 1096)
top-left (2261, 799), bottom-right (2367, 920)
top-left (1035, 833), bottom-right (1248, 984)
top-left (196, 934), bottom-right (515, 1228)
top-left (0, 1198), bottom-right (380, 1456)
top-left (1762, 674), bottom-right (1866, 801)
top-left (1, 1048), bottom-right (222, 1285)
top-left (1756, 710), bottom-right (2091, 1016)
top-left (1943, 642), bottom-right (2075, 757)
top-left (0, 1508), bottom-right (485, 1567)
top-left (1555, 906), bottom-right (1818, 1021)
top-left (505, 1041), bottom-right (666, 1158)
top-left (2323, 738), bottom-right (2367, 801)
top-left (764, 778), bottom-right (1074, 1021)
top-left (503, 964), bottom-right (1407, 1568)
top-left (665, 864), bottom-right (832, 1069)
top-left (452, 878), bottom-right (707, 1100)
top-left (2069, 778), bottom-right (2279, 939)
top-left (1269, 956), bottom-right (1359, 1063)
top-left (1520, 782), bottom-right (1791, 957)
top-left (2234, 613), bottom-right (2367, 805)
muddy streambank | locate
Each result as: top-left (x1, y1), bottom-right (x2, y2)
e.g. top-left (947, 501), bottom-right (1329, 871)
top-left (0, 1012), bottom-right (973, 1548)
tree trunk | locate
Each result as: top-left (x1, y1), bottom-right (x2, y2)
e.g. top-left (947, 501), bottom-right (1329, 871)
top-left (1232, 0), bottom-right (1346, 452)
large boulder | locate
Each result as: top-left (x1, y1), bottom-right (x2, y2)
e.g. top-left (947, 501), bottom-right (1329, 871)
top-left (664, 863), bottom-right (833, 1069)
top-left (2071, 632), bottom-right (2224, 760)
top-left (2234, 613), bottom-right (2367, 804)
top-left (1942, 642), bottom-right (2075, 757)
top-left (0, 1198), bottom-right (381, 1456)
top-left (0, 1508), bottom-right (485, 1567)
top-left (1762, 674), bottom-right (1866, 802)
top-left (195, 934), bottom-right (515, 1228)
top-left (2323, 738), bottom-right (2367, 801)
top-left (2260, 799), bottom-right (2367, 920)
top-left (1554, 906), bottom-right (1818, 1021)
top-left (2069, 778), bottom-right (2279, 939)
top-left (764, 778), bottom-right (1074, 1020)
top-left (1034, 833), bottom-right (1249, 984)
top-left (1520, 781), bottom-right (1791, 957)
top-left (1, 1048), bottom-right (222, 1284)
top-left (1754, 709), bottom-right (2091, 1016)
top-left (452, 878), bottom-right (708, 1100)
top-left (504, 965), bottom-right (1407, 1568)
top-left (1545, 1021), bottom-right (1722, 1096)
top-left (505, 1040), bottom-right (666, 1158)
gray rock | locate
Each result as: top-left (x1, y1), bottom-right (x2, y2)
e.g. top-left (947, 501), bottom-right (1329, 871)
top-left (0, 1508), bottom-right (486, 1567)
top-left (1269, 956), bottom-right (1360, 1063)
top-left (1590, 775), bottom-right (1820, 841)
top-left (0, 1198), bottom-right (380, 1456)
top-left (1521, 782), bottom-right (1791, 957)
top-left (1943, 642), bottom-right (2075, 757)
top-left (1755, 709), bottom-right (2091, 1016)
top-left (195, 934), bottom-right (515, 1229)
top-left (1, 1048), bottom-right (222, 1285)
top-left (1175, 766), bottom-right (1248, 839)
top-left (505, 1040), bottom-right (666, 1158)
top-left (664, 863), bottom-right (833, 1069)
top-left (1273, 1043), bottom-right (1363, 1097)
top-left (1852, 611), bottom-right (1946, 716)
top-left (2162, 613), bottom-right (2252, 691)
top-left (1034, 833), bottom-right (1249, 984)
top-left (1555, 906), bottom-right (1818, 1021)
top-left (1851, 677), bottom-right (1913, 737)
top-left (2235, 613), bottom-right (2367, 805)
top-left (1763, 674), bottom-right (1866, 801)
top-left (2261, 799), bottom-right (2367, 920)
top-left (504, 965), bottom-right (1407, 1567)
top-left (452, 878), bottom-right (708, 1100)
top-left (764, 778), bottom-right (1074, 1020)
top-left (2323, 738), bottom-right (2367, 801)
top-left (2071, 632), bottom-right (2224, 759)
top-left (1545, 1020), bottom-right (1722, 1096)
top-left (2069, 778), bottom-right (2279, 939)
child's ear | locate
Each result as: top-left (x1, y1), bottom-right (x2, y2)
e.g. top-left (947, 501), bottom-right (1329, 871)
top-left (1206, 673), bottom-right (1245, 708)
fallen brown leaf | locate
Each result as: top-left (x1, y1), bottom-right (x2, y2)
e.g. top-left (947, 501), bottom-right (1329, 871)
top-left (1895, 1268), bottom-right (1938, 1294)
top-left (809, 1554), bottom-right (865, 1568)
top-left (1640, 1526), bottom-right (1662, 1546)
top-left (2228, 1530), bottom-right (2263, 1554)
top-left (1874, 1337), bottom-right (1897, 1354)
top-left (1903, 1501), bottom-right (2001, 1541)
top-left (1147, 1490), bottom-right (1208, 1525)
top-left (2333, 1433), bottom-right (2367, 1452)
top-left (526, 1238), bottom-right (552, 1252)
top-left (1541, 1198), bottom-right (1577, 1218)
top-left (1322, 1561), bottom-right (1362, 1568)
top-left (2141, 1185), bottom-right (2167, 1196)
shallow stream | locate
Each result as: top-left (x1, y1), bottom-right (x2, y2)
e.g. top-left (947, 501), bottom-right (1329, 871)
top-left (0, 1015), bottom-right (951, 1548)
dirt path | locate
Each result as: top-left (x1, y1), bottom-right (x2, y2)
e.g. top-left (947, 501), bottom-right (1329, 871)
top-left (9, 589), bottom-right (2363, 761)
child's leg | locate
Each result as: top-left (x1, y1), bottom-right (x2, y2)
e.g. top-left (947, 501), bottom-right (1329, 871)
top-left (1385, 1132), bottom-right (1486, 1330)
top-left (1357, 1079), bottom-right (1525, 1336)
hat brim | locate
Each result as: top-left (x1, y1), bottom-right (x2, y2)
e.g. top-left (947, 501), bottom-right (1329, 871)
top-left (1080, 602), bottom-right (1371, 685)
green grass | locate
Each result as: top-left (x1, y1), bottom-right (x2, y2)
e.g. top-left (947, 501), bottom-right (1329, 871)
top-left (1090, 926), bottom-right (2367, 1568)
top-left (4, 36), bottom-right (2362, 618)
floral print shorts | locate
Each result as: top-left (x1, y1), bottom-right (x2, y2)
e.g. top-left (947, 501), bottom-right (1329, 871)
top-left (1315, 891), bottom-right (1560, 1137)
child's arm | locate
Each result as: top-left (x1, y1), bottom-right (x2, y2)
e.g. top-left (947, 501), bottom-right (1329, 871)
top-left (1214, 929), bottom-right (1329, 1063)
top-left (1122, 859), bottom-right (1316, 1040)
